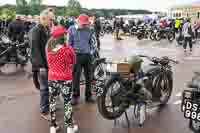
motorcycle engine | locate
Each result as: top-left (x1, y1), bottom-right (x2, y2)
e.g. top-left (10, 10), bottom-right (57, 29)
top-left (135, 78), bottom-right (153, 101)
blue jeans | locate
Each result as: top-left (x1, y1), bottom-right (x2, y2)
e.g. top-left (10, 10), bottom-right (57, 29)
top-left (38, 69), bottom-right (49, 113)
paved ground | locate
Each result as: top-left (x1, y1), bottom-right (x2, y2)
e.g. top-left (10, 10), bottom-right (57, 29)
top-left (1, 35), bottom-right (200, 133)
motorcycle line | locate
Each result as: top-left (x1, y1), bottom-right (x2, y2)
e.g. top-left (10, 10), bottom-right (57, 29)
top-left (136, 25), bottom-right (175, 42)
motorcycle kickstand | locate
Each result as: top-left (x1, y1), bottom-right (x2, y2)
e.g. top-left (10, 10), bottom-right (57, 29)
top-left (124, 111), bottom-right (130, 128)
top-left (114, 111), bottom-right (130, 128)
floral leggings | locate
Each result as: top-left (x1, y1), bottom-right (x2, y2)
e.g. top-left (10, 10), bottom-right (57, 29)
top-left (48, 80), bottom-right (73, 128)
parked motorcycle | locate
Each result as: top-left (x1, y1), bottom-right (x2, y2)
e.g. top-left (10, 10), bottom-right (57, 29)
top-left (181, 71), bottom-right (200, 133)
top-left (103, 23), bottom-right (113, 34)
top-left (0, 34), bottom-right (30, 69)
top-left (129, 25), bottom-right (139, 36)
top-left (136, 26), bottom-right (150, 40)
top-left (155, 28), bottom-right (175, 42)
top-left (97, 55), bottom-right (178, 126)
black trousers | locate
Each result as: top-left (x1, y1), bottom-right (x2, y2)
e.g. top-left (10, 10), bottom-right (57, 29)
top-left (72, 54), bottom-right (92, 99)
top-left (95, 32), bottom-right (100, 49)
top-left (183, 37), bottom-right (192, 50)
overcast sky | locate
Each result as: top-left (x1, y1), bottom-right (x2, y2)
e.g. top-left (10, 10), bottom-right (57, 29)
top-left (0, 0), bottom-right (199, 11)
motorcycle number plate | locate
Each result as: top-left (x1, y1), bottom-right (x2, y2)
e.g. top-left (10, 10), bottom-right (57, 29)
top-left (154, 30), bottom-right (157, 33)
top-left (183, 100), bottom-right (200, 122)
top-left (92, 81), bottom-right (104, 97)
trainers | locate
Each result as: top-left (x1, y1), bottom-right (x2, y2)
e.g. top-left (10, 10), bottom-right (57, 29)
top-left (190, 49), bottom-right (192, 54)
top-left (67, 125), bottom-right (79, 133)
top-left (50, 125), bottom-right (60, 133)
top-left (50, 126), bottom-right (56, 133)
top-left (41, 112), bottom-right (50, 121)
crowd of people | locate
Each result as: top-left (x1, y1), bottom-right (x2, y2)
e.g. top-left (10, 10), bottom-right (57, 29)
top-left (25, 8), bottom-right (104, 133)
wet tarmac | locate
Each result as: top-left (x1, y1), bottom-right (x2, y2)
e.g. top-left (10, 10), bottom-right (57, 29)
top-left (0, 35), bottom-right (200, 133)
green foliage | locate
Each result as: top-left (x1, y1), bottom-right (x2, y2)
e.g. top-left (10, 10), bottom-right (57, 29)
top-left (16, 0), bottom-right (29, 15)
top-left (65, 0), bottom-right (82, 17)
top-left (56, 7), bottom-right (65, 16)
top-left (29, 0), bottom-right (42, 15)
top-left (1, 2), bottom-right (152, 18)
top-left (15, 0), bottom-right (42, 15)
top-left (0, 8), bottom-right (16, 19)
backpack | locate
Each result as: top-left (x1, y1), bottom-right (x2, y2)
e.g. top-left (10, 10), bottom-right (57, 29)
top-left (188, 24), bottom-right (193, 36)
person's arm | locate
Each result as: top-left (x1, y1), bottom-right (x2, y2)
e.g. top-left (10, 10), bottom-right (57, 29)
top-left (30, 28), bottom-right (43, 67)
top-left (8, 23), bottom-right (13, 38)
top-left (68, 27), bottom-right (74, 47)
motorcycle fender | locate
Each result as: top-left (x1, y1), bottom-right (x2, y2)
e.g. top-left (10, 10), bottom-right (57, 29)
top-left (143, 65), bottom-right (161, 77)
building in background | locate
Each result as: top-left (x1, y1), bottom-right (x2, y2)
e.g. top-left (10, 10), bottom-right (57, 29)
top-left (169, 2), bottom-right (200, 21)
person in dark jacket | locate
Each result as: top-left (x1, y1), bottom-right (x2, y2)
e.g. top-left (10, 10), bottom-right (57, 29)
top-left (29, 9), bottom-right (55, 120)
top-left (8, 16), bottom-right (25, 42)
top-left (68, 14), bottom-right (94, 105)
top-left (93, 15), bottom-right (101, 49)
top-left (115, 18), bottom-right (123, 40)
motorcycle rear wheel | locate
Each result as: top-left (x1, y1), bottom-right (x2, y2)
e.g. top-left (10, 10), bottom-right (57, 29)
top-left (155, 33), bottom-right (162, 41)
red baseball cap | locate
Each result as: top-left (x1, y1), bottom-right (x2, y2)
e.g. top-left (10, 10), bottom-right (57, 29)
top-left (78, 14), bottom-right (90, 25)
top-left (50, 26), bottom-right (68, 38)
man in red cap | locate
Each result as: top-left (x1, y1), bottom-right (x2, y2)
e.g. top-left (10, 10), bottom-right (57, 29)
top-left (68, 14), bottom-right (95, 105)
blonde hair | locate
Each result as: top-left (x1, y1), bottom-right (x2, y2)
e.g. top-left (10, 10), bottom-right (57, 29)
top-left (46, 37), bottom-right (56, 52)
top-left (46, 35), bottom-right (66, 52)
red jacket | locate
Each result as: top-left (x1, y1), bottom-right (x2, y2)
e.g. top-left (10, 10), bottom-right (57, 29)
top-left (47, 44), bottom-right (76, 80)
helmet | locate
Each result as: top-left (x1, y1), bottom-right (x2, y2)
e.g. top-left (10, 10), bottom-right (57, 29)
top-left (127, 56), bottom-right (143, 73)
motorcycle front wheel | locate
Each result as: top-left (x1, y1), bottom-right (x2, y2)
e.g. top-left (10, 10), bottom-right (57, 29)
top-left (154, 72), bottom-right (173, 106)
top-left (97, 77), bottom-right (125, 120)
top-left (137, 34), bottom-right (143, 40)
top-left (168, 32), bottom-right (175, 42)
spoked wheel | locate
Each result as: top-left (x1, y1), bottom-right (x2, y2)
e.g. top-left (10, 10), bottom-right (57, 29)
top-left (93, 63), bottom-right (106, 81)
top-left (155, 33), bottom-right (162, 41)
top-left (97, 78), bottom-right (125, 120)
top-left (154, 73), bottom-right (173, 106)
top-left (168, 33), bottom-right (175, 42)
top-left (189, 120), bottom-right (200, 133)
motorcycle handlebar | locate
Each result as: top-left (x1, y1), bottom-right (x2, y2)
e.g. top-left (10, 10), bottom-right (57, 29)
top-left (138, 55), bottom-right (179, 64)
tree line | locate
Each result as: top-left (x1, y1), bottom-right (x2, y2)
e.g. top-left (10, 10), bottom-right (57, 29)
top-left (0, 0), bottom-right (152, 19)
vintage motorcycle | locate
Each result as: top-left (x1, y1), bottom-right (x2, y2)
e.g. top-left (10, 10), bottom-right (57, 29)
top-left (155, 28), bottom-right (175, 42)
top-left (181, 71), bottom-right (200, 133)
top-left (96, 55), bottom-right (178, 126)
top-left (0, 34), bottom-right (30, 70)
